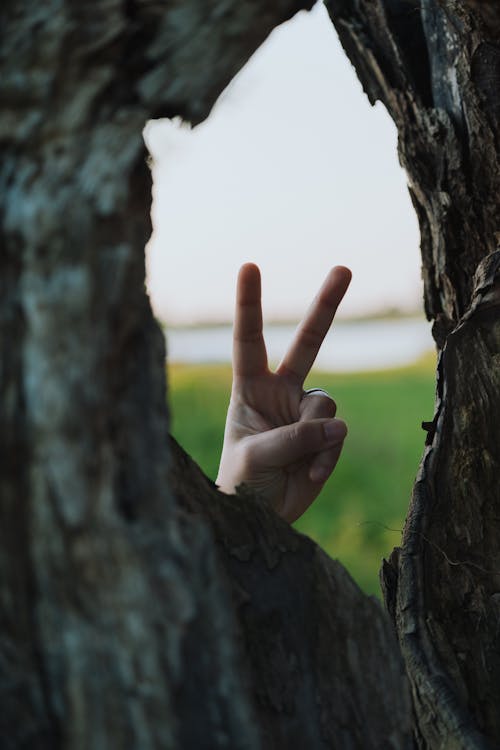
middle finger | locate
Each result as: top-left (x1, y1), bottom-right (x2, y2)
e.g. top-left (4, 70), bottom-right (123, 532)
top-left (276, 266), bottom-right (351, 384)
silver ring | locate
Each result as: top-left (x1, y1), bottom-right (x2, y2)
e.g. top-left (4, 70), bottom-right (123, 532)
top-left (302, 388), bottom-right (330, 399)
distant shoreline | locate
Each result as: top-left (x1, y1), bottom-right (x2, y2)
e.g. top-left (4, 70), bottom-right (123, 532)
top-left (165, 317), bottom-right (433, 372)
top-left (160, 308), bottom-right (426, 331)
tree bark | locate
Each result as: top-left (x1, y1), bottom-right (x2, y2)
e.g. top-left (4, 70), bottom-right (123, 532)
top-left (0, 0), bottom-right (499, 748)
top-left (322, 0), bottom-right (500, 746)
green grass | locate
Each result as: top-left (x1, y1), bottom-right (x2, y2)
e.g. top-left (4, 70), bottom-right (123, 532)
top-left (168, 354), bottom-right (436, 595)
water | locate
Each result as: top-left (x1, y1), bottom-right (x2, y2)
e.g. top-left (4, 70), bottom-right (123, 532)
top-left (166, 318), bottom-right (434, 372)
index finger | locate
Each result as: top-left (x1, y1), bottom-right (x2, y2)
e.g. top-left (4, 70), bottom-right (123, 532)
top-left (233, 263), bottom-right (268, 377)
top-left (276, 266), bottom-right (351, 384)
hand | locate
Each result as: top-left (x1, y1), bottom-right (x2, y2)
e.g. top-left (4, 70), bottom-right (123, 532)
top-left (216, 263), bottom-right (352, 523)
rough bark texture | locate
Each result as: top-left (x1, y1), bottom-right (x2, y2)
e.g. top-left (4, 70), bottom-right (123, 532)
top-left (322, 0), bottom-right (500, 746)
top-left (0, 1), bottom-right (411, 748)
top-left (393, 252), bottom-right (500, 750)
top-left (1, 0), bottom-right (499, 748)
top-left (325, 0), bottom-right (500, 345)
top-left (170, 438), bottom-right (412, 749)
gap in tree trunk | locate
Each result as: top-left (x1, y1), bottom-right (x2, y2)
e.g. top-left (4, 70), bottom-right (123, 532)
top-left (144, 0), bottom-right (436, 596)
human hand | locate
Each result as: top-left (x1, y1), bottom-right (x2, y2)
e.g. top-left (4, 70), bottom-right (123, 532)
top-left (216, 263), bottom-right (351, 523)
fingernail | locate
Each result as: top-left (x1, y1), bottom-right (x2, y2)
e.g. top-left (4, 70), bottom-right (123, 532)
top-left (323, 420), bottom-right (347, 444)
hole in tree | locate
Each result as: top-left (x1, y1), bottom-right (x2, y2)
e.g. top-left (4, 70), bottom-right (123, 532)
top-left (144, 1), bottom-right (435, 596)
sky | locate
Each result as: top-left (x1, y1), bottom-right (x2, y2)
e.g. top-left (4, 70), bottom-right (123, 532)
top-left (144, 1), bottom-right (422, 325)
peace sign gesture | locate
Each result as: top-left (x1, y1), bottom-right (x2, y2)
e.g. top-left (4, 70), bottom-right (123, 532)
top-left (216, 263), bottom-right (351, 523)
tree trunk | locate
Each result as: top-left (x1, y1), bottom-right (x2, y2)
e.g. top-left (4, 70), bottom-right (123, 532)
top-left (0, 1), bottom-right (498, 748)
top-left (321, 1), bottom-right (500, 746)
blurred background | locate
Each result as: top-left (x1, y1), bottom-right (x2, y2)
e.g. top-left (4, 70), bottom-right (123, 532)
top-left (144, 1), bottom-right (436, 595)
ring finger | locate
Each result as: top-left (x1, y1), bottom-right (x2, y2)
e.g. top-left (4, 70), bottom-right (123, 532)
top-left (299, 388), bottom-right (337, 421)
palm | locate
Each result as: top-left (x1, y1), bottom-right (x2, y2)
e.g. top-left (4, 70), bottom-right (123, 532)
top-left (229, 374), bottom-right (302, 434)
top-left (217, 264), bottom-right (351, 523)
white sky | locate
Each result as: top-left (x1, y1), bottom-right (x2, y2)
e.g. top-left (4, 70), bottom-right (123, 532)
top-left (144, 1), bottom-right (422, 324)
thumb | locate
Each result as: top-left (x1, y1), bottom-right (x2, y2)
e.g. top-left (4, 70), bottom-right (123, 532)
top-left (243, 418), bottom-right (347, 469)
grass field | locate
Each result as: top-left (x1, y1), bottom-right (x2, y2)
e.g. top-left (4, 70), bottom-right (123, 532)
top-left (168, 355), bottom-right (436, 595)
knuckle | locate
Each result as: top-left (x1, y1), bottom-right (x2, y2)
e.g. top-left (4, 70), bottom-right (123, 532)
top-left (286, 423), bottom-right (302, 446)
top-left (319, 396), bottom-right (336, 417)
top-left (303, 391), bottom-right (337, 418)
top-left (329, 399), bottom-right (337, 417)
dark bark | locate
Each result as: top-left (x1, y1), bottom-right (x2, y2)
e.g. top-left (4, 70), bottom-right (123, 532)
top-left (1, 0), bottom-right (499, 748)
top-left (170, 438), bottom-right (413, 749)
top-left (322, 0), bottom-right (500, 746)
top-left (325, 0), bottom-right (500, 343)
top-left (393, 252), bottom-right (500, 749)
